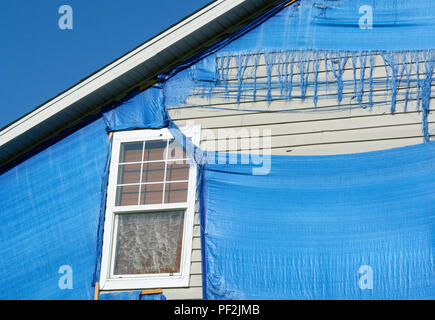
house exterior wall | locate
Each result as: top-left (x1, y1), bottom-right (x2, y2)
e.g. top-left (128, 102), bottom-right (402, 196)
top-left (1, 1), bottom-right (434, 300)
top-left (163, 53), bottom-right (434, 299)
top-left (1, 52), bottom-right (430, 299)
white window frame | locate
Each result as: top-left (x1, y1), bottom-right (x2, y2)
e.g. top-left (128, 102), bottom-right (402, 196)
top-left (99, 125), bottom-right (200, 291)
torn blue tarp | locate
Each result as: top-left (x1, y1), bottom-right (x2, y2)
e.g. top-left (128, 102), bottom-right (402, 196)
top-left (1, 0), bottom-right (434, 301)
top-left (221, 0), bottom-right (435, 52)
top-left (164, 50), bottom-right (434, 141)
top-left (200, 142), bottom-right (435, 299)
top-left (158, 0), bottom-right (435, 83)
top-left (103, 86), bottom-right (168, 132)
top-left (163, 55), bottom-right (218, 108)
top-left (161, 0), bottom-right (435, 142)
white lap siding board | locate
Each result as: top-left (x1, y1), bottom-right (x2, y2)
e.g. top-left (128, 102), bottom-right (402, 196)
top-left (161, 53), bottom-right (434, 299)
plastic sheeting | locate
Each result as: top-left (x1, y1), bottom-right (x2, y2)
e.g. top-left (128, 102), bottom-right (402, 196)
top-left (200, 142), bottom-right (435, 299)
top-left (0, 87), bottom-right (169, 299)
top-left (221, 0), bottom-right (435, 52)
top-left (99, 291), bottom-right (142, 300)
top-left (161, 0), bottom-right (435, 142)
top-left (1, 0), bottom-right (434, 300)
top-left (158, 0), bottom-right (435, 82)
top-left (99, 291), bottom-right (166, 300)
top-left (0, 119), bottom-right (108, 299)
top-left (103, 86), bottom-right (168, 132)
top-left (165, 50), bottom-right (434, 142)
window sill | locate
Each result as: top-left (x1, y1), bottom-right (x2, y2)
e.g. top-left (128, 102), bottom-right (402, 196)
top-left (100, 274), bottom-right (190, 291)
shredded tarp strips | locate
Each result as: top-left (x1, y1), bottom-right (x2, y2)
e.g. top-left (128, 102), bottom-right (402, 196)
top-left (160, 1), bottom-right (434, 141)
top-left (165, 49), bottom-right (434, 141)
top-left (200, 142), bottom-right (435, 300)
top-left (0, 119), bottom-right (108, 300)
top-left (213, 50), bottom-right (434, 107)
top-left (98, 291), bottom-right (166, 300)
top-left (103, 86), bottom-right (168, 132)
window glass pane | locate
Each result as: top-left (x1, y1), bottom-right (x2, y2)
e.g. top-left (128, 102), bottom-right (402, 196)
top-left (143, 140), bottom-right (167, 162)
top-left (116, 185), bottom-right (139, 206)
top-left (119, 142), bottom-right (143, 163)
top-left (140, 183), bottom-right (164, 205)
top-left (164, 182), bottom-right (188, 203)
top-left (117, 163), bottom-right (141, 184)
top-left (142, 161), bottom-right (165, 183)
top-left (115, 138), bottom-right (192, 207)
top-left (113, 211), bottom-right (185, 275)
top-left (166, 161), bottom-right (190, 181)
top-left (167, 139), bottom-right (187, 160)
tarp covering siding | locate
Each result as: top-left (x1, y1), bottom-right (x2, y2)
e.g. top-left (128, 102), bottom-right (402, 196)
top-left (200, 143), bottom-right (435, 299)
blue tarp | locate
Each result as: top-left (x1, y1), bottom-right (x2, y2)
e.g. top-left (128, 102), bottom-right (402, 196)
top-left (99, 291), bottom-right (166, 300)
top-left (0, 87), bottom-right (169, 299)
top-left (200, 143), bottom-right (435, 299)
top-left (103, 86), bottom-right (168, 132)
top-left (161, 1), bottom-right (435, 141)
top-left (0, 119), bottom-right (108, 299)
top-left (0, 0), bottom-right (434, 300)
top-left (221, 0), bottom-right (435, 52)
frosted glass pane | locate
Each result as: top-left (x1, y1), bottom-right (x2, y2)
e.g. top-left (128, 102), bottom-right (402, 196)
top-left (113, 211), bottom-right (184, 275)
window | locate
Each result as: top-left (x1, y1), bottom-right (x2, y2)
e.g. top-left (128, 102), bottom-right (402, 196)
top-left (99, 126), bottom-right (200, 290)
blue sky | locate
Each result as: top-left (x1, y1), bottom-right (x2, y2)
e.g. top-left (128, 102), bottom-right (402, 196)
top-left (0, 0), bottom-right (210, 128)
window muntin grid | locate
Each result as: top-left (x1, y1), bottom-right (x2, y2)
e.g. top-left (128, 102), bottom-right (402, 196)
top-left (99, 126), bottom-right (200, 290)
top-left (115, 139), bottom-right (190, 207)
